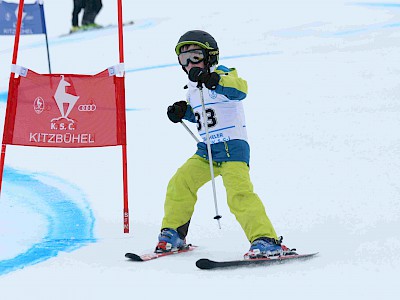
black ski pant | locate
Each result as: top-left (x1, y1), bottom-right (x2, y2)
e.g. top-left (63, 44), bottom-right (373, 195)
top-left (72, 0), bottom-right (103, 27)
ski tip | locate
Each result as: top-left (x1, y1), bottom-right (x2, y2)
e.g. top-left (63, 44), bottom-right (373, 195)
top-left (299, 252), bottom-right (319, 257)
top-left (196, 258), bottom-right (217, 270)
top-left (281, 252), bottom-right (319, 261)
top-left (125, 252), bottom-right (144, 261)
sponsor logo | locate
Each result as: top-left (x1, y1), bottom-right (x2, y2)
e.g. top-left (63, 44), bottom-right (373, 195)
top-left (15, 6), bottom-right (28, 24)
top-left (209, 89), bottom-right (217, 99)
top-left (53, 75), bottom-right (79, 120)
top-left (29, 75), bottom-right (99, 145)
top-left (29, 132), bottom-right (95, 144)
top-left (78, 103), bottom-right (97, 112)
top-left (49, 75), bottom-right (80, 132)
top-left (33, 97), bottom-right (45, 114)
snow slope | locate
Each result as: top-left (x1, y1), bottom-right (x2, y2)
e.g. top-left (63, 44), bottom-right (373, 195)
top-left (0, 0), bottom-right (399, 299)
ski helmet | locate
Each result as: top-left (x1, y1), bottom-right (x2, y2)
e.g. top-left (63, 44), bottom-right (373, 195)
top-left (175, 30), bottom-right (219, 68)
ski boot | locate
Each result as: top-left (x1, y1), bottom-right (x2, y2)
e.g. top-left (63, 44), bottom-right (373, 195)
top-left (81, 23), bottom-right (103, 31)
top-left (155, 228), bottom-right (186, 253)
top-left (69, 26), bottom-right (80, 33)
top-left (244, 237), bottom-right (284, 259)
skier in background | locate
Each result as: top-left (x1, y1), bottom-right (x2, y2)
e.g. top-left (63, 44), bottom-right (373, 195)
top-left (156, 30), bottom-right (291, 259)
top-left (71, 0), bottom-right (103, 33)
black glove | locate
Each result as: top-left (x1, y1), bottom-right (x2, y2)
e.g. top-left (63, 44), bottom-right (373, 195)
top-left (167, 101), bottom-right (187, 123)
top-left (188, 67), bottom-right (220, 90)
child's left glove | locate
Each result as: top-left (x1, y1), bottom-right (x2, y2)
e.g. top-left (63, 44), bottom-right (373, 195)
top-left (188, 67), bottom-right (220, 90)
top-left (167, 101), bottom-right (187, 123)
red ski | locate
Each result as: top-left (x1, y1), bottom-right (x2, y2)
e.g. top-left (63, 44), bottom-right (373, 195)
top-left (125, 245), bottom-right (197, 262)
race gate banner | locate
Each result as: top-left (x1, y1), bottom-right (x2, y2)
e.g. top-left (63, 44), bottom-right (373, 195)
top-left (0, 0), bottom-right (47, 35)
top-left (3, 67), bottom-right (127, 148)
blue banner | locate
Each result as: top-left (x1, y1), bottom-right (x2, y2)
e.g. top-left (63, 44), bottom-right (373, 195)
top-left (0, 0), bottom-right (46, 35)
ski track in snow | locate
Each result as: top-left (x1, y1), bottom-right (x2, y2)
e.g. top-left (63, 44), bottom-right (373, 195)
top-left (0, 167), bottom-right (96, 276)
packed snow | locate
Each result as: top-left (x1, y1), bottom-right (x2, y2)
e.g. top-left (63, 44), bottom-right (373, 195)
top-left (0, 0), bottom-right (399, 299)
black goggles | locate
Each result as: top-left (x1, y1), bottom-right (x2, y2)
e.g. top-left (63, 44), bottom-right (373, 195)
top-left (178, 49), bottom-right (206, 67)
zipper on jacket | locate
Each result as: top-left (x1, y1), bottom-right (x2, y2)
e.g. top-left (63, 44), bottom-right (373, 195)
top-left (224, 141), bottom-right (231, 158)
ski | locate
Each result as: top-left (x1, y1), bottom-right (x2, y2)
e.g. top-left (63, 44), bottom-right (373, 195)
top-left (61, 21), bottom-right (135, 37)
top-left (196, 252), bottom-right (318, 270)
top-left (125, 245), bottom-right (197, 262)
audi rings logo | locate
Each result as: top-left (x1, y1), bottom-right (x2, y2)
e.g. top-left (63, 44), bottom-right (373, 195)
top-left (78, 104), bottom-right (97, 112)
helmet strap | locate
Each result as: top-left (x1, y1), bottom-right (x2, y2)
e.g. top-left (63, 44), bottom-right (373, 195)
top-left (204, 50), bottom-right (212, 73)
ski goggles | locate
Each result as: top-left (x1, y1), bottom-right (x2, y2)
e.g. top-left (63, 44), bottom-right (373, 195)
top-left (178, 49), bottom-right (206, 67)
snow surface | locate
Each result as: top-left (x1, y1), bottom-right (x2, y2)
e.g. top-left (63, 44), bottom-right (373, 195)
top-left (0, 0), bottom-right (400, 299)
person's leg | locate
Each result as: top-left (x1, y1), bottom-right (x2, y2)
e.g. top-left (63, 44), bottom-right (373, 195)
top-left (221, 161), bottom-right (278, 243)
top-left (82, 0), bottom-right (102, 25)
top-left (161, 155), bottom-right (220, 239)
top-left (93, 0), bottom-right (103, 17)
top-left (72, 0), bottom-right (85, 27)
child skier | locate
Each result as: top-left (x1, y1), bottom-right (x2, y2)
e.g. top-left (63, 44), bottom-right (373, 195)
top-left (156, 30), bottom-right (285, 259)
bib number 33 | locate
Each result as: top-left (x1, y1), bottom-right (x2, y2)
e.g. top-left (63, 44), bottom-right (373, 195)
top-left (195, 108), bottom-right (217, 131)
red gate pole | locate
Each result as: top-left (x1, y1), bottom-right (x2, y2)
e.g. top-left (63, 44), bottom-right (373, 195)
top-left (117, 0), bottom-right (129, 233)
top-left (0, 0), bottom-right (25, 194)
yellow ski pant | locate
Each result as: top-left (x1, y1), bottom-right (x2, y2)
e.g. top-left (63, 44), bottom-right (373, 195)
top-left (161, 155), bottom-right (278, 243)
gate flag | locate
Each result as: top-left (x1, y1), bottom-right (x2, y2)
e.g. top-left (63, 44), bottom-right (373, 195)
top-left (3, 66), bottom-right (127, 148)
top-left (0, 0), bottom-right (46, 35)
top-left (0, 0), bottom-right (51, 73)
top-left (1, 0), bottom-right (130, 233)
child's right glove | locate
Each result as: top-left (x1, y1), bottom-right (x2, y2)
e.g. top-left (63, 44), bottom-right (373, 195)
top-left (167, 101), bottom-right (187, 123)
top-left (188, 67), bottom-right (220, 90)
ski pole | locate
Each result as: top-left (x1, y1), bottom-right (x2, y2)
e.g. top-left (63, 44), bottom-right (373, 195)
top-left (180, 121), bottom-right (200, 143)
top-left (167, 104), bottom-right (200, 142)
top-left (198, 85), bottom-right (222, 228)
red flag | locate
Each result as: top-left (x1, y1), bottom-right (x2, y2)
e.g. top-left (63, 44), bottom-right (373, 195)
top-left (0, 0), bottom-right (130, 233)
top-left (3, 67), bottom-right (126, 148)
